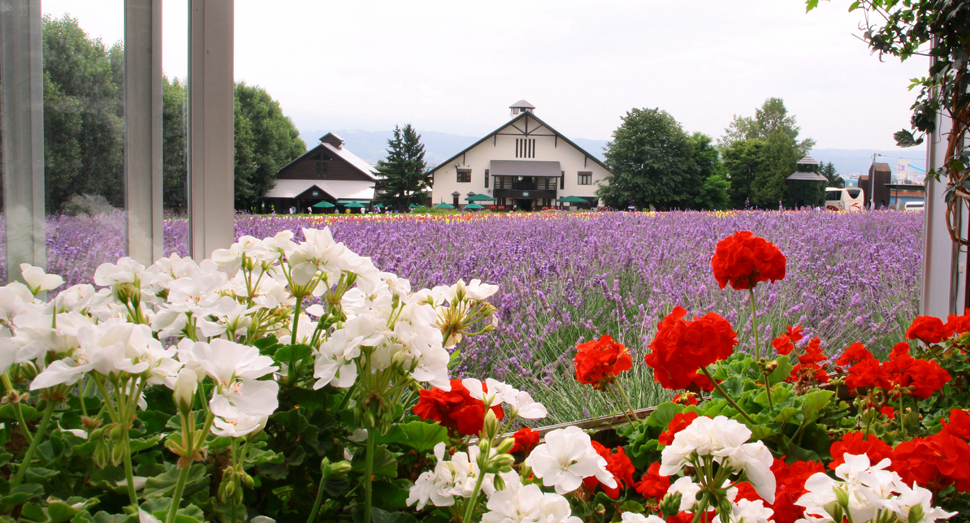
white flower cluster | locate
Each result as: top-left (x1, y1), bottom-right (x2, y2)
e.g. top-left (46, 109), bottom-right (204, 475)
top-left (796, 454), bottom-right (956, 523)
top-left (407, 441), bottom-right (493, 510)
top-left (660, 415), bottom-right (776, 503)
top-left (526, 426), bottom-right (616, 495)
top-left (482, 472), bottom-right (581, 523)
top-left (462, 378), bottom-right (548, 420)
top-left (0, 227), bottom-right (499, 438)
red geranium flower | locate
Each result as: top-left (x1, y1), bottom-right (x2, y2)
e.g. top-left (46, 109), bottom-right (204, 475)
top-left (645, 307), bottom-right (738, 391)
top-left (574, 335), bottom-right (633, 390)
top-left (883, 344), bottom-right (950, 399)
top-left (945, 311), bottom-right (970, 338)
top-left (711, 230), bottom-right (787, 290)
top-left (672, 393), bottom-right (699, 406)
top-left (892, 433), bottom-right (970, 492)
top-left (829, 432), bottom-right (893, 470)
top-left (584, 442), bottom-right (635, 499)
top-left (881, 406), bottom-right (896, 419)
top-left (770, 459), bottom-right (826, 523)
top-left (413, 379), bottom-right (504, 436)
top-left (510, 426), bottom-right (540, 454)
top-left (941, 409), bottom-right (970, 440)
top-left (836, 342), bottom-right (874, 367)
top-left (906, 316), bottom-right (947, 344)
top-left (658, 411), bottom-right (700, 445)
top-left (772, 325), bottom-right (804, 355)
top-left (845, 357), bottom-right (891, 391)
top-left (787, 337), bottom-right (830, 385)
top-left (634, 462), bottom-right (670, 500)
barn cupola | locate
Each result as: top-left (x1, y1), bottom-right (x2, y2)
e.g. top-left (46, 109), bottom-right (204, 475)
top-left (509, 100), bottom-right (535, 116)
top-left (320, 132), bottom-right (345, 149)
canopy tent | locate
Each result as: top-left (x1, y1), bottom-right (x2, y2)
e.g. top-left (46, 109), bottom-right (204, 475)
top-left (466, 194), bottom-right (495, 202)
top-left (311, 201), bottom-right (335, 208)
top-left (434, 202), bottom-right (455, 209)
top-left (342, 201), bottom-right (366, 208)
top-left (464, 203), bottom-right (485, 210)
top-left (409, 203), bottom-right (420, 208)
top-left (556, 195), bottom-right (589, 203)
top-left (374, 203), bottom-right (385, 208)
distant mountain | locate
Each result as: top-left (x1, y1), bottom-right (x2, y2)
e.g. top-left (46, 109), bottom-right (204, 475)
top-left (298, 128), bottom-right (925, 182)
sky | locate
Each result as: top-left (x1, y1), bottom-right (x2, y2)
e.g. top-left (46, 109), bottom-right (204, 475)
top-left (43, 0), bottom-right (930, 152)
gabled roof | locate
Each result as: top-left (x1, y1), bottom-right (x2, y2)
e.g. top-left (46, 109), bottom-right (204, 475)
top-left (427, 112), bottom-right (610, 174)
top-left (274, 135), bottom-right (380, 181)
top-left (510, 99), bottom-right (535, 109)
top-left (264, 179), bottom-right (376, 200)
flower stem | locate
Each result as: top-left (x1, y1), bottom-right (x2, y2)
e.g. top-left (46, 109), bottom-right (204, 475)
top-left (747, 287), bottom-right (773, 410)
top-left (462, 466), bottom-right (488, 523)
top-left (165, 463), bottom-right (192, 523)
top-left (612, 382), bottom-right (640, 425)
top-left (11, 399), bottom-right (55, 488)
top-left (2, 373), bottom-right (33, 445)
top-left (700, 366), bottom-right (755, 425)
top-left (122, 426), bottom-right (139, 509)
top-left (363, 426), bottom-right (376, 523)
top-left (306, 467), bottom-right (328, 523)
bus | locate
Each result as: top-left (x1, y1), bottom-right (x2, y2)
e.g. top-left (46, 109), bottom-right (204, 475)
top-left (825, 187), bottom-right (864, 212)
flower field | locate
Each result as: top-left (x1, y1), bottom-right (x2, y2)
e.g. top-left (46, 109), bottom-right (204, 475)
top-left (3, 209), bottom-right (922, 423)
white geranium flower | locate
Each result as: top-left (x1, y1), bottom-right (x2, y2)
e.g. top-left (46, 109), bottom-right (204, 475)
top-left (621, 513), bottom-right (666, 523)
top-left (20, 264), bottom-right (63, 294)
top-left (210, 412), bottom-right (267, 438)
top-left (407, 442), bottom-right (488, 510)
top-left (526, 426), bottom-right (615, 494)
top-left (712, 499), bottom-right (774, 523)
top-left (668, 476), bottom-right (703, 513)
top-left (890, 483), bottom-right (957, 523)
top-left (507, 390), bottom-right (548, 420)
top-left (313, 313), bottom-right (386, 389)
top-left (183, 338), bottom-right (277, 386)
top-left (714, 440), bottom-right (776, 503)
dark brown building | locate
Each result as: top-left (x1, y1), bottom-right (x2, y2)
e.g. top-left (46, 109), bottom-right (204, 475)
top-left (264, 132), bottom-right (379, 213)
top-left (858, 162), bottom-right (892, 209)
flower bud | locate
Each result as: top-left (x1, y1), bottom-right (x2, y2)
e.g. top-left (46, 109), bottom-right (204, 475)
top-left (242, 472), bottom-right (255, 489)
top-left (908, 503), bottom-right (926, 523)
top-left (173, 369), bottom-right (198, 414)
top-left (111, 442), bottom-right (126, 466)
top-left (93, 441), bottom-right (110, 469)
top-left (493, 474), bottom-right (505, 492)
top-left (495, 437), bottom-right (515, 455)
top-left (483, 409), bottom-right (500, 439)
top-left (659, 492), bottom-right (683, 518)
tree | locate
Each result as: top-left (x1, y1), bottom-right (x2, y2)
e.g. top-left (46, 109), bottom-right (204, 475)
top-left (688, 133), bottom-right (730, 210)
top-left (42, 15), bottom-right (124, 212)
top-left (819, 161), bottom-right (844, 188)
top-left (750, 128), bottom-right (799, 209)
top-left (599, 108), bottom-right (704, 211)
top-left (718, 97), bottom-right (815, 156)
top-left (233, 82), bottom-right (306, 210)
top-left (722, 139), bottom-right (766, 208)
top-left (162, 77), bottom-right (187, 213)
top-left (806, 0), bottom-right (968, 244)
top-left (374, 125), bottom-right (429, 211)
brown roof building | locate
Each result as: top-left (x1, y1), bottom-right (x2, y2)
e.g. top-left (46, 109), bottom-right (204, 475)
top-left (858, 162), bottom-right (892, 209)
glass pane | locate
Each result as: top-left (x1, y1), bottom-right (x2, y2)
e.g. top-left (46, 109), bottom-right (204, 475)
top-left (41, 2), bottom-right (126, 287)
top-left (163, 0), bottom-right (189, 257)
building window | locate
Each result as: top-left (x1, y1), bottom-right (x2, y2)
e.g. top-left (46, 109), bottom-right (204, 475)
top-left (485, 169), bottom-right (489, 188)
top-left (561, 172), bottom-right (565, 189)
top-left (457, 169), bottom-right (471, 183)
top-left (578, 171), bottom-right (592, 185)
top-left (315, 161), bottom-right (328, 179)
top-left (515, 138), bottom-right (536, 158)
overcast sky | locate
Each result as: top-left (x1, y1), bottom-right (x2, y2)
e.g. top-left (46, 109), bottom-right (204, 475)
top-left (44, 0), bottom-right (929, 152)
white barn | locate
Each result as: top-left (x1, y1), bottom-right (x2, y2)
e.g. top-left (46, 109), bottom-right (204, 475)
top-left (429, 101), bottom-right (611, 211)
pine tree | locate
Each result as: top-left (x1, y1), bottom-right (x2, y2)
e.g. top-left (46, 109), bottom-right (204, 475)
top-left (820, 162), bottom-right (844, 188)
top-left (375, 125), bottom-right (429, 211)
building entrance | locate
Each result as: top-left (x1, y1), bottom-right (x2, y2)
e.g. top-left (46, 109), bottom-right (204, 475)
top-left (516, 199), bottom-right (533, 211)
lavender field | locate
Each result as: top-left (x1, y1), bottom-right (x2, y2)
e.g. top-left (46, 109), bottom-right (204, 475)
top-left (5, 210), bottom-right (923, 422)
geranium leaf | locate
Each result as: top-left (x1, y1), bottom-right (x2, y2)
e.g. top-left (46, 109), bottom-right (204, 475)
top-left (0, 404), bottom-right (41, 421)
top-left (46, 502), bottom-right (80, 523)
top-left (351, 445), bottom-right (398, 479)
top-left (0, 483), bottom-right (44, 510)
top-left (378, 421), bottom-right (448, 453)
top-left (644, 402), bottom-right (679, 430)
top-left (19, 503), bottom-right (46, 522)
top-left (800, 390), bottom-right (835, 424)
top-left (143, 464), bottom-right (206, 499)
top-left (767, 358), bottom-right (793, 385)
top-left (274, 344), bottom-right (312, 365)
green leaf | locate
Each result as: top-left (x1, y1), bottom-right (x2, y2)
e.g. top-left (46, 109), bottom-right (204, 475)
top-left (90, 513), bottom-right (127, 523)
top-left (254, 335), bottom-right (281, 357)
top-left (274, 344), bottom-right (312, 365)
top-left (351, 444), bottom-right (398, 479)
top-left (801, 390), bottom-right (835, 424)
top-left (26, 467), bottom-right (60, 484)
top-left (0, 483), bottom-right (44, 510)
top-left (47, 502), bottom-right (81, 523)
top-left (378, 421), bottom-right (448, 453)
top-left (284, 387), bottom-right (333, 410)
top-left (0, 403), bottom-right (41, 421)
top-left (143, 464), bottom-right (206, 499)
top-left (767, 358), bottom-right (794, 385)
top-left (370, 508), bottom-right (420, 523)
top-left (893, 129), bottom-right (923, 148)
top-left (644, 402), bottom-right (680, 430)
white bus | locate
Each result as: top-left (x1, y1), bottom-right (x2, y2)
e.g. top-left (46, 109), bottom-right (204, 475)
top-left (825, 187), bottom-right (864, 212)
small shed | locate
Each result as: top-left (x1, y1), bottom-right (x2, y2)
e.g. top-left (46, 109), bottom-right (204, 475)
top-left (786, 155), bottom-right (828, 207)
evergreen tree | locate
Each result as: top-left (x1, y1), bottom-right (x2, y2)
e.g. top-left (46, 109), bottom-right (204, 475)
top-left (688, 133), bottom-right (730, 211)
top-left (750, 128), bottom-right (798, 209)
top-left (722, 139), bottom-right (766, 208)
top-left (820, 162), bottom-right (844, 188)
top-left (374, 125), bottom-right (429, 211)
top-left (162, 77), bottom-right (187, 213)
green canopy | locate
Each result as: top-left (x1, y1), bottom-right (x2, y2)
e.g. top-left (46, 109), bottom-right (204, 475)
top-left (312, 201), bottom-right (335, 208)
top-left (465, 194), bottom-right (495, 202)
top-left (374, 203), bottom-right (385, 208)
top-left (557, 195), bottom-right (589, 203)
top-left (409, 203), bottom-right (420, 208)
top-left (343, 201), bottom-right (366, 208)
top-left (434, 202), bottom-right (455, 209)
top-left (464, 203), bottom-right (485, 210)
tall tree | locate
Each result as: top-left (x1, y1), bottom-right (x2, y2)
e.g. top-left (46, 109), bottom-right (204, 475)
top-left (750, 128), bottom-right (799, 209)
top-left (162, 77), bottom-right (187, 212)
top-left (375, 125), bottom-right (429, 211)
top-left (819, 162), bottom-right (844, 188)
top-left (599, 108), bottom-right (704, 211)
top-left (233, 82), bottom-right (306, 210)
top-left (688, 133), bottom-right (730, 211)
top-left (42, 14), bottom-right (124, 212)
top-left (718, 97), bottom-right (815, 156)
top-left (722, 139), bottom-right (766, 209)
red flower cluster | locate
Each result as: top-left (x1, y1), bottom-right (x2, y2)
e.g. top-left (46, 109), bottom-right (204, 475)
top-left (584, 442), bottom-right (635, 499)
top-left (772, 325), bottom-right (804, 356)
top-left (634, 463), bottom-right (670, 500)
top-left (574, 335), bottom-right (633, 390)
top-left (711, 231), bottom-right (787, 290)
top-left (645, 307), bottom-right (737, 391)
top-left (841, 343), bottom-right (950, 399)
top-left (787, 337), bottom-right (830, 385)
top-left (892, 432), bottom-right (970, 492)
top-left (770, 459), bottom-right (826, 523)
top-left (906, 316), bottom-right (948, 345)
top-left (672, 393), bottom-right (699, 406)
top-left (828, 432), bottom-right (895, 470)
top-left (658, 411), bottom-right (700, 446)
top-left (413, 379), bottom-right (504, 436)
top-left (510, 426), bottom-right (540, 455)
top-left (945, 311), bottom-right (970, 338)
